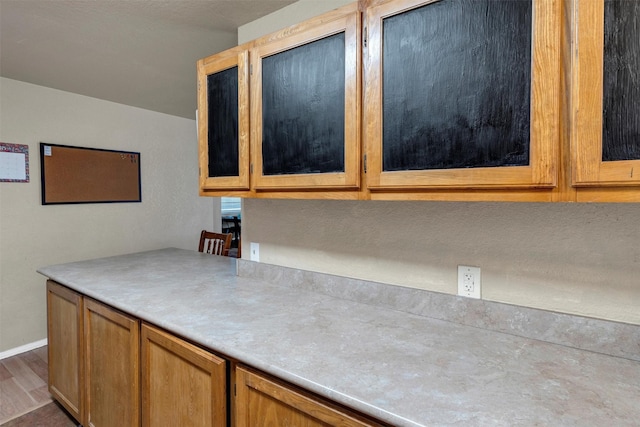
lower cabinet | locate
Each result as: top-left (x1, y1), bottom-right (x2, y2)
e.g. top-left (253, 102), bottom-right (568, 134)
top-left (84, 298), bottom-right (140, 427)
top-left (47, 280), bottom-right (228, 427)
top-left (46, 280), bottom-right (84, 422)
top-left (234, 366), bottom-right (386, 427)
top-left (141, 323), bottom-right (227, 427)
top-left (47, 281), bottom-right (140, 427)
top-left (47, 280), bottom-right (386, 426)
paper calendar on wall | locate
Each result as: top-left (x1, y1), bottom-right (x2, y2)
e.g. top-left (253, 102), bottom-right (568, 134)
top-left (0, 143), bottom-right (30, 182)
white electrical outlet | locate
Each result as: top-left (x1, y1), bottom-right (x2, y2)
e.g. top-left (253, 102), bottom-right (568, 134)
top-left (458, 265), bottom-right (481, 299)
top-left (250, 242), bottom-right (260, 262)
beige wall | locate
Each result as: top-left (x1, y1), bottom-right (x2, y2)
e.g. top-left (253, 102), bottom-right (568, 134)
top-left (0, 77), bottom-right (216, 353)
top-left (239, 1), bottom-right (640, 325)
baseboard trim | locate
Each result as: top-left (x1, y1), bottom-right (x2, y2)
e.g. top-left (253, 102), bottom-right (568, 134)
top-left (0, 338), bottom-right (48, 360)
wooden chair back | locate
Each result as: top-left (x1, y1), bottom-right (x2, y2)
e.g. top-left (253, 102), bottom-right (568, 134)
top-left (228, 239), bottom-right (241, 258)
top-left (198, 230), bottom-right (232, 256)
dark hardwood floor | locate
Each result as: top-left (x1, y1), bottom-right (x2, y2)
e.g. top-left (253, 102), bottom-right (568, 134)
top-left (0, 346), bottom-right (76, 426)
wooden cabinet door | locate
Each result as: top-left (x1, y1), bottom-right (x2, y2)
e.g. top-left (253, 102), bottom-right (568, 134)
top-left (235, 366), bottom-right (386, 427)
top-left (46, 280), bottom-right (83, 423)
top-left (198, 45), bottom-right (251, 192)
top-left (572, 0), bottom-right (640, 193)
top-left (141, 324), bottom-right (227, 427)
top-left (84, 298), bottom-right (140, 427)
top-left (250, 6), bottom-right (361, 191)
top-left (364, 0), bottom-right (561, 190)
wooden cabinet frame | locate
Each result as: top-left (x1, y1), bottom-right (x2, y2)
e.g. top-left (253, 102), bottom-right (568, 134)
top-left (250, 9), bottom-right (362, 191)
top-left (197, 46), bottom-right (251, 191)
top-left (571, 0), bottom-right (640, 188)
top-left (46, 280), bottom-right (84, 422)
top-left (84, 298), bottom-right (140, 427)
top-left (235, 365), bottom-right (387, 427)
top-left (364, 0), bottom-right (562, 190)
top-left (141, 323), bottom-right (227, 427)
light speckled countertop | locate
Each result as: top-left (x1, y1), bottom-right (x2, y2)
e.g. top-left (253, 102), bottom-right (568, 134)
top-left (38, 248), bottom-right (640, 427)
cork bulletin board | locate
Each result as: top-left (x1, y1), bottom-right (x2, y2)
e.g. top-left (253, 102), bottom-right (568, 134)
top-left (40, 143), bottom-right (141, 205)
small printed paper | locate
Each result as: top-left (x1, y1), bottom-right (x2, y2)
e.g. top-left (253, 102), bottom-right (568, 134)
top-left (0, 143), bottom-right (29, 182)
top-left (0, 151), bottom-right (27, 180)
top-left (44, 145), bottom-right (52, 156)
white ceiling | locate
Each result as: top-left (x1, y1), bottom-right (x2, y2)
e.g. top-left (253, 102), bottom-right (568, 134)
top-left (0, 0), bottom-right (297, 119)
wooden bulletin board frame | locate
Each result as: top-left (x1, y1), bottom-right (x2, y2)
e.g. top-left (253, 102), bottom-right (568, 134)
top-left (40, 143), bottom-right (141, 205)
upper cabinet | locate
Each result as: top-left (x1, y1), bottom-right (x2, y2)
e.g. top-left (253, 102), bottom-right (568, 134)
top-left (364, 0), bottom-right (561, 191)
top-left (572, 0), bottom-right (640, 201)
top-left (198, 46), bottom-right (250, 192)
top-left (250, 9), bottom-right (361, 191)
top-left (198, 0), bottom-right (640, 202)
top-left (198, 4), bottom-right (362, 197)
